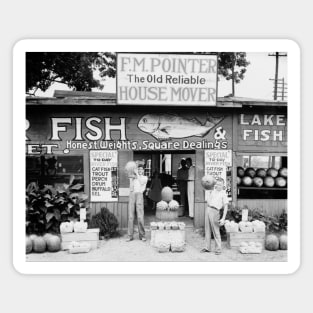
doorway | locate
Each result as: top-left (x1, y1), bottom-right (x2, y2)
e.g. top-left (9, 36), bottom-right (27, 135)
top-left (133, 150), bottom-right (196, 227)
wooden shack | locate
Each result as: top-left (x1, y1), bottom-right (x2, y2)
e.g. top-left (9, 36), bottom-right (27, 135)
top-left (26, 91), bottom-right (287, 228)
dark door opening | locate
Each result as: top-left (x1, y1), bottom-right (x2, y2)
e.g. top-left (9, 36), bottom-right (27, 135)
top-left (133, 150), bottom-right (196, 226)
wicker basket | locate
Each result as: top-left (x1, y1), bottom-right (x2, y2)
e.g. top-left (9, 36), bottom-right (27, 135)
top-left (156, 209), bottom-right (178, 221)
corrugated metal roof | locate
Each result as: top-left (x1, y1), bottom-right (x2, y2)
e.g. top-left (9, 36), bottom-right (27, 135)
top-left (26, 91), bottom-right (287, 107)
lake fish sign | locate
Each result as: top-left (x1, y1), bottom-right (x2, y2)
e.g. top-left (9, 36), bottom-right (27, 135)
top-left (138, 113), bottom-right (224, 140)
top-left (117, 53), bottom-right (218, 106)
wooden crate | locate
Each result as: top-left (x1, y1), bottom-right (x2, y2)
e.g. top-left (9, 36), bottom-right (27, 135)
top-left (61, 228), bottom-right (100, 250)
top-left (155, 210), bottom-right (178, 221)
top-left (150, 229), bottom-right (185, 247)
top-left (226, 231), bottom-right (265, 249)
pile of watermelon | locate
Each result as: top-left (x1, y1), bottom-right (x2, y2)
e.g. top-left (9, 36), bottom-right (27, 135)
top-left (237, 166), bottom-right (287, 188)
top-left (26, 234), bottom-right (61, 254)
top-left (265, 233), bottom-right (288, 251)
top-left (156, 187), bottom-right (180, 211)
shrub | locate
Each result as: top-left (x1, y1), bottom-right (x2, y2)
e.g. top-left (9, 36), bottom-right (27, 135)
top-left (26, 177), bottom-right (88, 235)
top-left (89, 207), bottom-right (119, 239)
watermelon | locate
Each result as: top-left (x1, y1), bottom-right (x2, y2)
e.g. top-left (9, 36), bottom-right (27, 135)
top-left (245, 167), bottom-right (256, 178)
top-left (279, 167), bottom-right (287, 178)
top-left (237, 167), bottom-right (245, 178)
top-left (253, 177), bottom-right (263, 187)
top-left (201, 175), bottom-right (216, 190)
top-left (275, 177), bottom-right (287, 188)
top-left (46, 235), bottom-right (61, 252)
top-left (168, 200), bottom-right (179, 211)
top-left (29, 234), bottom-right (38, 243)
top-left (161, 186), bottom-right (173, 202)
top-left (265, 234), bottom-right (279, 251)
top-left (267, 168), bottom-right (279, 178)
top-left (242, 176), bottom-right (253, 187)
top-left (32, 236), bottom-right (46, 253)
top-left (26, 236), bottom-right (32, 254)
top-left (43, 233), bottom-right (53, 244)
top-left (256, 168), bottom-right (266, 178)
top-left (124, 161), bottom-right (137, 177)
top-left (279, 234), bottom-right (288, 250)
top-left (264, 176), bottom-right (275, 188)
top-left (156, 200), bottom-right (168, 211)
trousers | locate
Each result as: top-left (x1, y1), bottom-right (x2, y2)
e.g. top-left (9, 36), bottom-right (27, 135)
top-left (128, 192), bottom-right (145, 238)
top-left (204, 206), bottom-right (221, 252)
top-left (187, 180), bottom-right (194, 218)
top-left (179, 181), bottom-right (188, 215)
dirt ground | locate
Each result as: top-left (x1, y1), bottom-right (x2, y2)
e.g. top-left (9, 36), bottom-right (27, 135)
top-left (26, 228), bottom-right (287, 262)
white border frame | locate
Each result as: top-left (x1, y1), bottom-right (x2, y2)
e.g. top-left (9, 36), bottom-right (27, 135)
top-left (13, 39), bottom-right (300, 274)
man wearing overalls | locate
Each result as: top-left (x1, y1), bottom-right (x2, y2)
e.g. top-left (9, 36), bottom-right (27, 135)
top-left (126, 164), bottom-right (148, 242)
top-left (201, 178), bottom-right (229, 255)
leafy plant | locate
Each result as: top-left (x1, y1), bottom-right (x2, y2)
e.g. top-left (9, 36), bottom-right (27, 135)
top-left (222, 206), bottom-right (288, 234)
top-left (26, 176), bottom-right (88, 235)
top-left (89, 207), bottom-right (119, 239)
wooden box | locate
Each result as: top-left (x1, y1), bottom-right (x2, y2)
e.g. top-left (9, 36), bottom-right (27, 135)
top-left (156, 209), bottom-right (179, 221)
top-left (150, 229), bottom-right (185, 248)
top-left (61, 228), bottom-right (100, 250)
top-left (226, 231), bottom-right (265, 249)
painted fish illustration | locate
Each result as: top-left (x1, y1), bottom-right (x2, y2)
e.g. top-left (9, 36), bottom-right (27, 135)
top-left (138, 113), bottom-right (224, 140)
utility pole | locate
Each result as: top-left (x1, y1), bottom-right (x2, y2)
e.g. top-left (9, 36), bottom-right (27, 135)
top-left (231, 53), bottom-right (235, 96)
top-left (269, 78), bottom-right (288, 101)
top-left (269, 52), bottom-right (287, 100)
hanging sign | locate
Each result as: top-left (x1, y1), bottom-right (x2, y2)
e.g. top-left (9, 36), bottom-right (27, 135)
top-left (204, 149), bottom-right (232, 197)
top-left (117, 53), bottom-right (217, 106)
top-left (90, 150), bottom-right (118, 202)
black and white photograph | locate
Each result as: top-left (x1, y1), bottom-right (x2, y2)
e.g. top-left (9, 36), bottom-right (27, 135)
top-left (13, 39), bottom-right (300, 274)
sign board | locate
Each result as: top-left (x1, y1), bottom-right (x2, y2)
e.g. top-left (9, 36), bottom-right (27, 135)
top-left (238, 114), bottom-right (287, 150)
top-left (90, 150), bottom-right (118, 202)
top-left (117, 53), bottom-right (217, 106)
top-left (241, 209), bottom-right (249, 222)
top-left (204, 149), bottom-right (232, 197)
top-left (80, 208), bottom-right (86, 221)
top-left (26, 110), bottom-right (232, 154)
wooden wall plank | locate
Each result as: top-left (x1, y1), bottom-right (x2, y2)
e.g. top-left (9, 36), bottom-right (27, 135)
top-left (194, 202), bottom-right (205, 228)
top-left (121, 203), bottom-right (129, 229)
top-left (237, 199), bottom-right (287, 215)
top-left (195, 150), bottom-right (205, 203)
top-left (89, 204), bottom-right (96, 218)
top-left (116, 203), bottom-right (122, 230)
top-left (106, 203), bottom-right (114, 213)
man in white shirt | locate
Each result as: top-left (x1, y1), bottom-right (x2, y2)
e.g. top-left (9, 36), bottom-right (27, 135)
top-left (126, 164), bottom-right (148, 242)
top-left (202, 178), bottom-right (229, 254)
top-left (186, 158), bottom-right (195, 219)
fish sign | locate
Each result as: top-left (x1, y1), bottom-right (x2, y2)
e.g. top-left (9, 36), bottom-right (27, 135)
top-left (138, 113), bottom-right (224, 140)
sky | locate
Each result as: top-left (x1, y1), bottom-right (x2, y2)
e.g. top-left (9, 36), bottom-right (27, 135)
top-left (35, 52), bottom-right (288, 100)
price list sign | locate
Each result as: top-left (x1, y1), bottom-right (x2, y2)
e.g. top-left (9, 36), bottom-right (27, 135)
top-left (204, 149), bottom-right (232, 198)
top-left (90, 150), bottom-right (118, 202)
